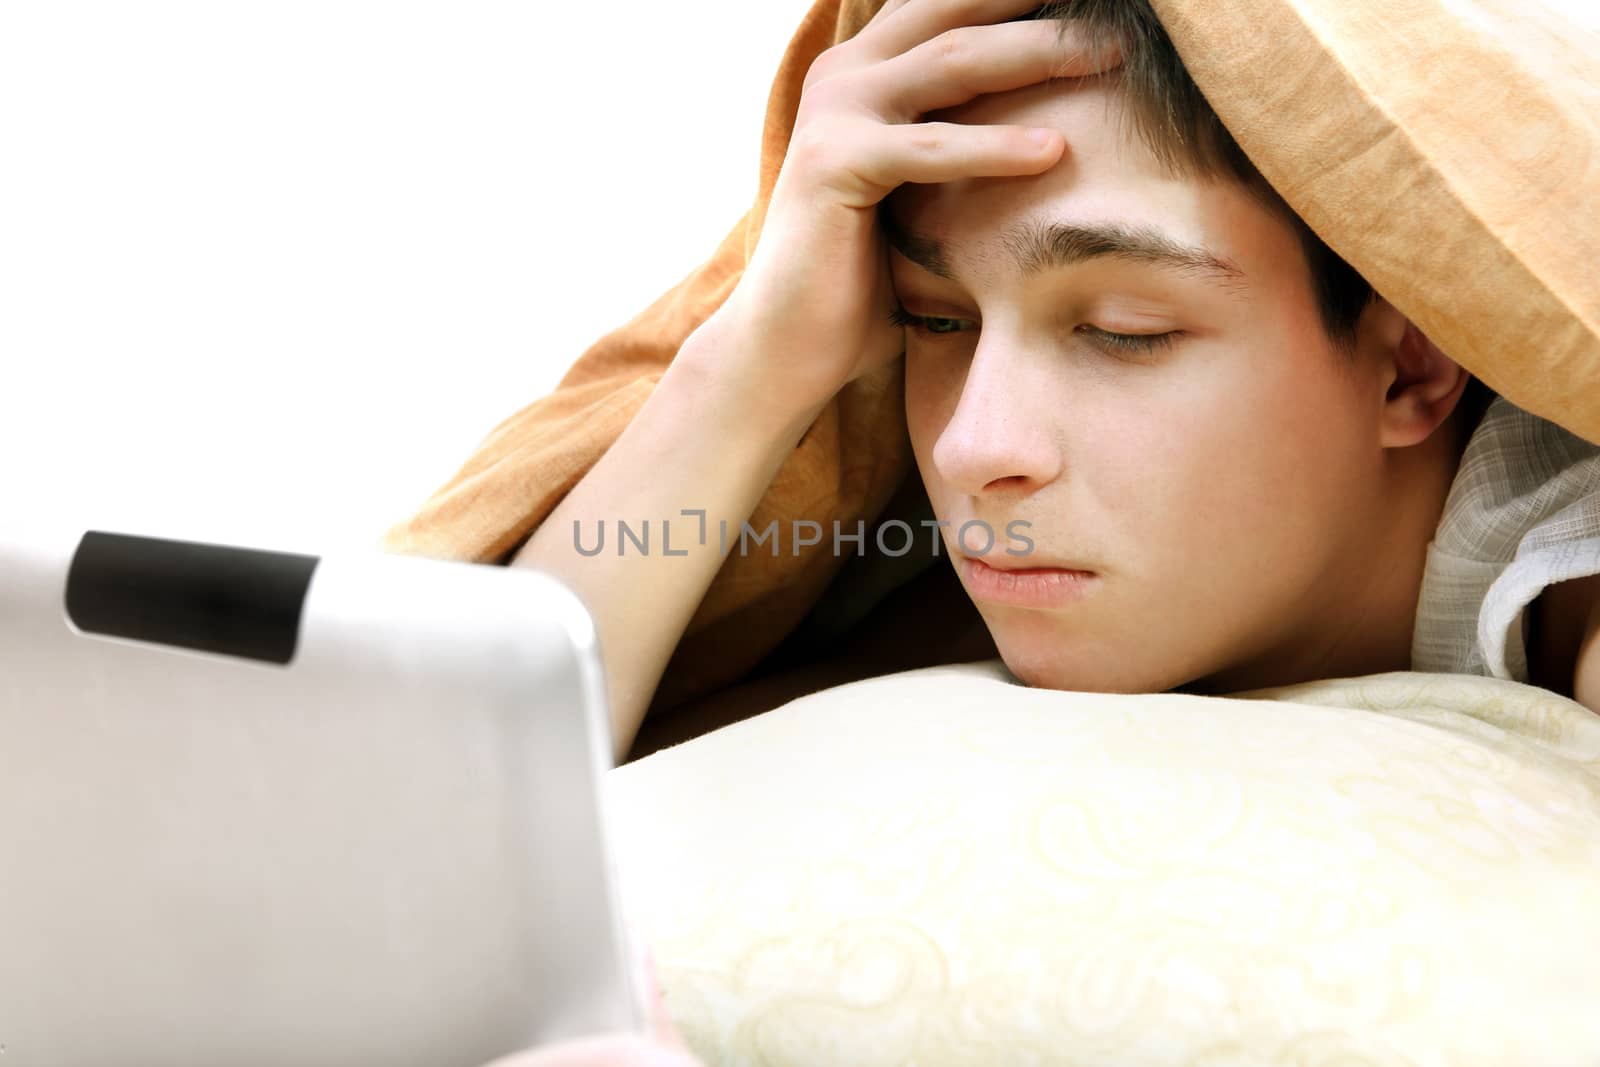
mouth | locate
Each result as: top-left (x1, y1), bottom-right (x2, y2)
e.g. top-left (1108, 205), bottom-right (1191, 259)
top-left (958, 553), bottom-right (1099, 609)
top-left (964, 550), bottom-right (1097, 574)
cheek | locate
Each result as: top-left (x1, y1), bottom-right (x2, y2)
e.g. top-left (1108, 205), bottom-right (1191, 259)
top-left (904, 355), bottom-right (961, 466)
top-left (1141, 343), bottom-right (1370, 566)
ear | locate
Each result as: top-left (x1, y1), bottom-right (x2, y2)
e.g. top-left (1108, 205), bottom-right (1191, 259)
top-left (1364, 297), bottom-right (1471, 449)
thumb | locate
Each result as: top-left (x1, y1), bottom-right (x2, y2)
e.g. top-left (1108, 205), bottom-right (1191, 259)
top-left (627, 919), bottom-right (687, 1052)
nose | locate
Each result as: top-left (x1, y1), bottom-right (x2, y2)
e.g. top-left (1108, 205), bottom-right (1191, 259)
top-left (928, 335), bottom-right (1064, 498)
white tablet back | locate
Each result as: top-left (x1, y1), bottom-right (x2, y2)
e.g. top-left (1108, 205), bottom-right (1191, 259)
top-left (0, 526), bottom-right (648, 1067)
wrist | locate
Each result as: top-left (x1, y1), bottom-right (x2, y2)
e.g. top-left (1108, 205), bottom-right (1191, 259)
top-left (669, 298), bottom-right (830, 439)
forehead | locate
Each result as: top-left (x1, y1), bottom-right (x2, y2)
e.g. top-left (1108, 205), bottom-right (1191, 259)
top-left (887, 78), bottom-right (1295, 287)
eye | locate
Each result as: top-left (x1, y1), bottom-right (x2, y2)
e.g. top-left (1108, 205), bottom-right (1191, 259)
top-left (890, 305), bottom-right (1181, 357)
top-left (1077, 324), bottom-right (1182, 356)
top-left (888, 306), bottom-right (974, 336)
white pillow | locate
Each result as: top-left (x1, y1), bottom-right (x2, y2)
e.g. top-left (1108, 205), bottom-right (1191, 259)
top-left (605, 660), bottom-right (1600, 1065)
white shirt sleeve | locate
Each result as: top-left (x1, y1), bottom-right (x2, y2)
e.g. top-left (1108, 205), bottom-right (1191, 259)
top-left (1411, 395), bottom-right (1600, 683)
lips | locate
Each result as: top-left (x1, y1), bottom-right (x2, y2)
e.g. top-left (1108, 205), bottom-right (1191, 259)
top-left (960, 552), bottom-right (1096, 574)
top-left (958, 554), bottom-right (1100, 608)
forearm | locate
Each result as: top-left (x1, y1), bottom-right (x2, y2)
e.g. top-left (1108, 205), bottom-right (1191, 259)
top-left (510, 311), bottom-right (827, 762)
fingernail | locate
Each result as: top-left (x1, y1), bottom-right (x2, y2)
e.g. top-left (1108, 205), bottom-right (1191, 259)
top-left (1027, 128), bottom-right (1057, 149)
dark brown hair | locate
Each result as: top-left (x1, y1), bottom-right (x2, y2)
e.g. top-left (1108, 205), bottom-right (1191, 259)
top-left (1023, 0), bottom-right (1495, 441)
top-left (1026, 0), bottom-right (1372, 350)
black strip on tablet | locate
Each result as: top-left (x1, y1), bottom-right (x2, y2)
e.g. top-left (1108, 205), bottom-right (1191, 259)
top-left (65, 531), bottom-right (321, 665)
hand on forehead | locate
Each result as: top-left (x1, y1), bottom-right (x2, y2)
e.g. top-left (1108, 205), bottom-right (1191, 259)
top-left (886, 75), bottom-right (1185, 255)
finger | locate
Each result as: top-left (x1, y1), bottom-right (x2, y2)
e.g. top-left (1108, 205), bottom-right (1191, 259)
top-left (860, 0), bottom-right (913, 32)
top-left (480, 1034), bottom-right (699, 1067)
top-left (621, 915), bottom-right (687, 1052)
top-left (872, 18), bottom-right (1122, 121)
top-left (858, 0), bottom-right (1057, 60)
top-left (850, 120), bottom-right (1064, 190)
top-left (639, 941), bottom-right (689, 1051)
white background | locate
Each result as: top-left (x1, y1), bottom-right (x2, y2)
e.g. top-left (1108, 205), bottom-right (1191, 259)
top-left (4, 2), bottom-right (1596, 556)
top-left (0, 0), bottom-right (814, 554)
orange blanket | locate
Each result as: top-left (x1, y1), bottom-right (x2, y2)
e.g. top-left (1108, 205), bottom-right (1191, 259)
top-left (378, 0), bottom-right (1600, 714)
top-left (377, 0), bottom-right (902, 713)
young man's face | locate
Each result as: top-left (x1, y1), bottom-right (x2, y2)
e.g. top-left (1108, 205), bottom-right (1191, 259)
top-left (885, 76), bottom-right (1397, 695)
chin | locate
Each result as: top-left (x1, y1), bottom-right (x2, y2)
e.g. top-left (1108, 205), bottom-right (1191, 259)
top-left (994, 639), bottom-right (1103, 693)
top-left (993, 630), bottom-right (1182, 696)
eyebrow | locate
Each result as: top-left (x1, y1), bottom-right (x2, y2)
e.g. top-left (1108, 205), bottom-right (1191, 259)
top-left (879, 206), bottom-right (1249, 293)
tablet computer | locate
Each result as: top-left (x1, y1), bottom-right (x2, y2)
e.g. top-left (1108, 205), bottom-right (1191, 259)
top-left (0, 524), bottom-right (650, 1066)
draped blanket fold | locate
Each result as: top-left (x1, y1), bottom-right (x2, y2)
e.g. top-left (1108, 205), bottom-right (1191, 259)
top-left (378, 0), bottom-right (1600, 713)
